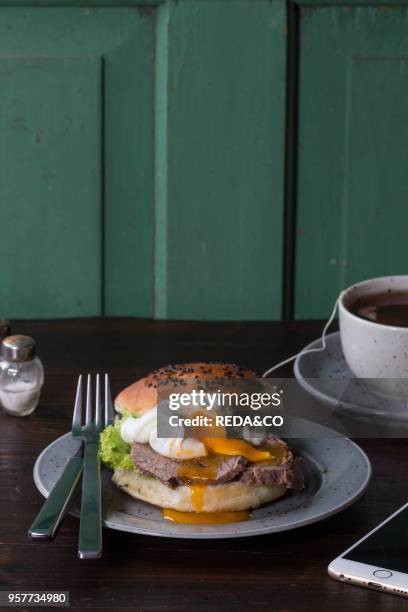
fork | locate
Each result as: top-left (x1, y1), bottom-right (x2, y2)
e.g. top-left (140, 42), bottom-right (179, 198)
top-left (73, 373), bottom-right (114, 559)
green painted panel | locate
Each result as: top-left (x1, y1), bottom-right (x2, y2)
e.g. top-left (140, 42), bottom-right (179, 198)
top-left (295, 7), bottom-right (408, 319)
top-left (0, 57), bottom-right (102, 318)
top-left (0, 7), bottom-right (154, 318)
top-left (155, 0), bottom-right (287, 320)
top-left (104, 17), bottom-right (154, 317)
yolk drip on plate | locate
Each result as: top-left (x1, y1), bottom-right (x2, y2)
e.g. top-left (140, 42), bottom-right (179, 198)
top-left (163, 508), bottom-right (250, 524)
top-left (162, 437), bottom-right (284, 525)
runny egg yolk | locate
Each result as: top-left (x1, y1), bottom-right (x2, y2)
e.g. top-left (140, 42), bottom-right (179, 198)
top-left (176, 439), bottom-right (275, 484)
top-left (202, 437), bottom-right (272, 462)
top-left (190, 485), bottom-right (205, 511)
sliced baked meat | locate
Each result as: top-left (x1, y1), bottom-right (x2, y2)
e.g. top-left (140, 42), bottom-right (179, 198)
top-left (241, 453), bottom-right (306, 490)
top-left (131, 442), bottom-right (248, 488)
top-left (213, 455), bottom-right (248, 483)
top-left (130, 437), bottom-right (305, 490)
top-left (131, 442), bottom-right (181, 487)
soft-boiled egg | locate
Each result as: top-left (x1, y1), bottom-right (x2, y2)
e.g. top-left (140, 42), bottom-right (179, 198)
top-left (120, 409), bottom-right (207, 459)
top-left (149, 433), bottom-right (207, 459)
top-left (120, 409), bottom-right (157, 444)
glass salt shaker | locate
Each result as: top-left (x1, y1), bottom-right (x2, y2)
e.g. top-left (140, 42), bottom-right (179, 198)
top-left (0, 335), bottom-right (44, 416)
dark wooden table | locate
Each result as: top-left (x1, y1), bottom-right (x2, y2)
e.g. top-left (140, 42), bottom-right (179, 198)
top-left (0, 318), bottom-right (406, 611)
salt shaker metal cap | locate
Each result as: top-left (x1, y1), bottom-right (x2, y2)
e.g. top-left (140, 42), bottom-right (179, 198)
top-left (0, 320), bottom-right (10, 340)
top-left (1, 335), bottom-right (36, 362)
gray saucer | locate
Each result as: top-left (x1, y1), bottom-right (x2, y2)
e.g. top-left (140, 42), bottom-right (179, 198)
top-left (294, 331), bottom-right (408, 421)
top-left (33, 418), bottom-right (371, 539)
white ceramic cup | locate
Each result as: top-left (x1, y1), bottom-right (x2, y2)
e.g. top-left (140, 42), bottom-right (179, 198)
top-left (339, 275), bottom-right (408, 398)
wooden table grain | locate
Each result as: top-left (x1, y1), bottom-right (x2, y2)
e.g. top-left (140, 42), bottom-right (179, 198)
top-left (0, 318), bottom-right (406, 611)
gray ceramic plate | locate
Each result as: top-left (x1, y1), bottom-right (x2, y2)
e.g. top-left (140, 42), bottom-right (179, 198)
top-left (33, 418), bottom-right (371, 539)
top-left (294, 331), bottom-right (408, 422)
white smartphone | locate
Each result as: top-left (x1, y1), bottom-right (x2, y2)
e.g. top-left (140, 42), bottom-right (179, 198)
top-left (328, 502), bottom-right (408, 597)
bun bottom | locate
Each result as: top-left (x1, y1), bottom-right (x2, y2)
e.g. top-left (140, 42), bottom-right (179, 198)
top-left (112, 469), bottom-right (287, 512)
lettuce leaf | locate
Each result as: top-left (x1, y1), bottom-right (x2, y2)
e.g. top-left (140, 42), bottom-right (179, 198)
top-left (99, 418), bottom-right (133, 471)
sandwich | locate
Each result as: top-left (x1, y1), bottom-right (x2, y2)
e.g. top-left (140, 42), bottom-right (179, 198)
top-left (99, 363), bottom-right (306, 522)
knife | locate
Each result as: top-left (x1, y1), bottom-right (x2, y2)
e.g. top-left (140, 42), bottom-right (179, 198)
top-left (28, 441), bottom-right (83, 540)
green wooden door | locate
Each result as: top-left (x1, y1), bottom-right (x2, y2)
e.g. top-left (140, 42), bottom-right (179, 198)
top-left (295, 6), bottom-right (408, 318)
top-left (0, 1), bottom-right (287, 320)
top-left (0, 6), bottom-right (154, 318)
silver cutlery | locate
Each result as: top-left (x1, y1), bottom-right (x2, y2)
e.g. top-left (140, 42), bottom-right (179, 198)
top-left (73, 373), bottom-right (114, 559)
top-left (28, 373), bottom-right (114, 558)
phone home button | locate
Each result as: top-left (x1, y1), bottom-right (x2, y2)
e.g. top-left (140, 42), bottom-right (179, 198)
top-left (373, 570), bottom-right (392, 579)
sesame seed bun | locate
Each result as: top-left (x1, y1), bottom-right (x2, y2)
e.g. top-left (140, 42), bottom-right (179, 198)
top-left (114, 362), bottom-right (257, 417)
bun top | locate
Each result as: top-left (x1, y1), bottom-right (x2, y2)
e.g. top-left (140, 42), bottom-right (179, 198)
top-left (115, 362), bottom-right (256, 416)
